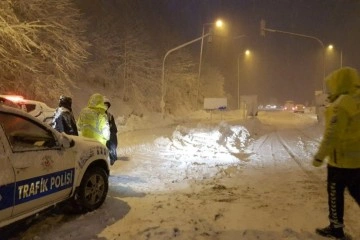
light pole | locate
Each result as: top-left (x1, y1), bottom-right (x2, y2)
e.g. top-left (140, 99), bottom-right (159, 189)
top-left (328, 44), bottom-right (343, 68)
top-left (161, 33), bottom-right (210, 118)
top-left (197, 19), bottom-right (223, 108)
top-left (340, 50), bottom-right (343, 68)
top-left (237, 49), bottom-right (251, 109)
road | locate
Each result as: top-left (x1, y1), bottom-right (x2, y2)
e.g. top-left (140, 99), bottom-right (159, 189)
top-left (3, 111), bottom-right (360, 240)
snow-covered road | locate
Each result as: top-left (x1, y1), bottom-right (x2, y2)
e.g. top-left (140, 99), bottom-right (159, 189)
top-left (3, 110), bottom-right (360, 240)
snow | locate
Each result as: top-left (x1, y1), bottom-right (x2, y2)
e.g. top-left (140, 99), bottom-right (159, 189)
top-left (5, 109), bottom-right (359, 240)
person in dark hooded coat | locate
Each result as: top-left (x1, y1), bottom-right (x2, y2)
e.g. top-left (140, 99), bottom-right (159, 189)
top-left (104, 98), bottom-right (118, 165)
top-left (52, 95), bottom-right (78, 136)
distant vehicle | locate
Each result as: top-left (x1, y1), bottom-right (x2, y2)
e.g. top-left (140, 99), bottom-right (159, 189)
top-left (294, 104), bottom-right (306, 113)
top-left (283, 100), bottom-right (295, 111)
top-left (0, 105), bottom-right (110, 228)
top-left (258, 104), bottom-right (281, 111)
top-left (265, 104), bottom-right (277, 110)
top-left (0, 95), bottom-right (55, 124)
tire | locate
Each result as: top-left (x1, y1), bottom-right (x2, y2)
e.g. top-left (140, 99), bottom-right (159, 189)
top-left (74, 167), bottom-right (108, 213)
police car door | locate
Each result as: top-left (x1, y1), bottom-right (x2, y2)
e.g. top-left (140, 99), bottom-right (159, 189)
top-left (0, 124), bottom-right (15, 223)
top-left (0, 112), bottom-right (74, 216)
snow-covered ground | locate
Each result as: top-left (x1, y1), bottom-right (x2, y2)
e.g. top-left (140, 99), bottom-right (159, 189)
top-left (3, 110), bottom-right (360, 240)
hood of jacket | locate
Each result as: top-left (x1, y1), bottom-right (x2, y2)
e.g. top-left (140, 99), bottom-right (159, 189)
top-left (326, 67), bottom-right (360, 102)
top-left (87, 93), bottom-right (107, 110)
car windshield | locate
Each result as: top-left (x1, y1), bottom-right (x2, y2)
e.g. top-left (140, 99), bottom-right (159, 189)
top-left (0, 112), bottom-right (58, 151)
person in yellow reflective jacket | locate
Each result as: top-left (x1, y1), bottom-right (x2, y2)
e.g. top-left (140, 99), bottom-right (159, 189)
top-left (313, 67), bottom-right (360, 240)
top-left (77, 93), bottom-right (110, 146)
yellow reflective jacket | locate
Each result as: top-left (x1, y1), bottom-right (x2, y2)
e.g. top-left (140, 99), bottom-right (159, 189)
top-left (315, 67), bottom-right (360, 168)
top-left (77, 93), bottom-right (110, 145)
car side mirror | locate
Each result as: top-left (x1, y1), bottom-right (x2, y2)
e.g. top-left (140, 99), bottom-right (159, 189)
top-left (59, 134), bottom-right (75, 148)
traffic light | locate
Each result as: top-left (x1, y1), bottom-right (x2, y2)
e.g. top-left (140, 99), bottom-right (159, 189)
top-left (260, 19), bottom-right (266, 37)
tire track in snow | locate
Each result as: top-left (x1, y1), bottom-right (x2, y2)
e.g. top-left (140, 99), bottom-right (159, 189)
top-left (275, 131), bottom-right (322, 181)
top-left (251, 131), bottom-right (296, 167)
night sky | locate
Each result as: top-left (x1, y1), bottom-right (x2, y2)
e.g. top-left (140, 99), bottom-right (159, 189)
top-left (165, 0), bottom-right (360, 106)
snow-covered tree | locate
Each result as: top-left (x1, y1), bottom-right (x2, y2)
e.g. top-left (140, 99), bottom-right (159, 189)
top-left (82, 0), bottom-right (163, 113)
top-left (76, 0), bottom-right (226, 116)
top-left (200, 64), bottom-right (225, 98)
top-left (0, 0), bottom-right (89, 101)
top-left (85, 15), bottom-right (126, 89)
top-left (164, 50), bottom-right (198, 114)
top-left (119, 19), bottom-right (162, 107)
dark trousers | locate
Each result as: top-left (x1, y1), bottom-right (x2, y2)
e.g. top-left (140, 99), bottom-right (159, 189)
top-left (106, 134), bottom-right (118, 163)
top-left (327, 165), bottom-right (360, 228)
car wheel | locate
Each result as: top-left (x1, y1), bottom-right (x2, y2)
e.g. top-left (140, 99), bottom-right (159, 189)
top-left (74, 167), bottom-right (108, 213)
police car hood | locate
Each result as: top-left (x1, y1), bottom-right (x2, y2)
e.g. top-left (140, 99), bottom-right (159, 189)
top-left (66, 135), bottom-right (109, 167)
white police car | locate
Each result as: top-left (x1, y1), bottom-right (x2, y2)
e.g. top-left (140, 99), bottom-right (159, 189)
top-left (0, 105), bottom-right (110, 228)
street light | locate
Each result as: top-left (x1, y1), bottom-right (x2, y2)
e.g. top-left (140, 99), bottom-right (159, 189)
top-left (197, 19), bottom-right (223, 108)
top-left (237, 49), bottom-right (251, 109)
top-left (340, 49), bottom-right (343, 68)
top-left (327, 44), bottom-right (343, 68)
top-left (215, 19), bottom-right (223, 28)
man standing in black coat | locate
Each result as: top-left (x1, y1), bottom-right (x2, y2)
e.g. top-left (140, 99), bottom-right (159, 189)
top-left (52, 95), bottom-right (78, 136)
top-left (104, 98), bottom-right (118, 165)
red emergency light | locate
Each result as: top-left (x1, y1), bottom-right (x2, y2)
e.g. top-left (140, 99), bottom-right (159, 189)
top-left (2, 95), bottom-right (24, 103)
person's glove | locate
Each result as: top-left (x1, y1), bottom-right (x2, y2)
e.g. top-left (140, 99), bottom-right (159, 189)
top-left (312, 158), bottom-right (323, 167)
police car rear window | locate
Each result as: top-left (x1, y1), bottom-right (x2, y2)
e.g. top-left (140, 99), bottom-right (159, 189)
top-left (24, 103), bottom-right (36, 112)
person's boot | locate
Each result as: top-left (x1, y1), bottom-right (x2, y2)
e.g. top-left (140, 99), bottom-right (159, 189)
top-left (315, 225), bottom-right (351, 240)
